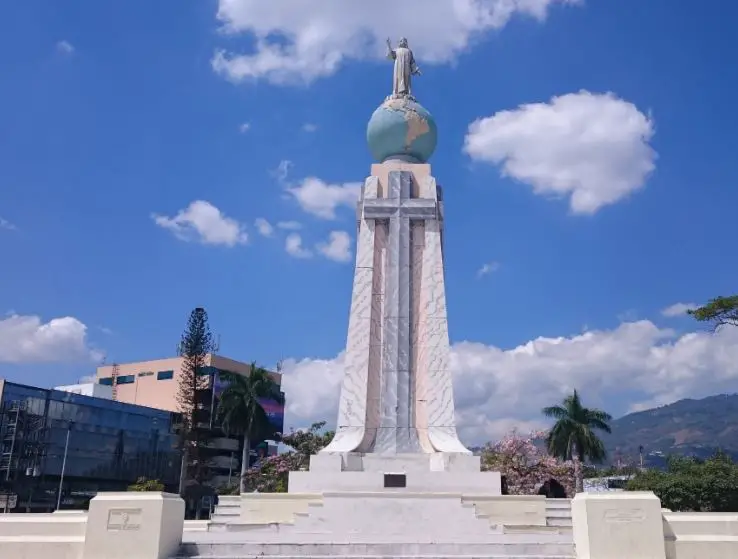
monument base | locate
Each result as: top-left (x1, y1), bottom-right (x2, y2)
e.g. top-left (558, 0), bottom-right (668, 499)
top-left (288, 452), bottom-right (502, 494)
top-left (182, 488), bottom-right (575, 557)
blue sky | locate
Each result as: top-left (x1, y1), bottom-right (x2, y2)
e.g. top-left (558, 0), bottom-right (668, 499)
top-left (2, 0), bottom-right (738, 443)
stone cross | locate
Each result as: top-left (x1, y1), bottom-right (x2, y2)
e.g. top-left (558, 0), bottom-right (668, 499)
top-left (361, 170), bottom-right (438, 453)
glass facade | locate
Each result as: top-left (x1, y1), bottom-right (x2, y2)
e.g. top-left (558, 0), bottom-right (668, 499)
top-left (0, 381), bottom-right (181, 512)
top-left (208, 367), bottom-right (285, 469)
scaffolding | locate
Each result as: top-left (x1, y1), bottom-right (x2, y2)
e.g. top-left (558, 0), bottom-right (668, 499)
top-left (0, 400), bottom-right (46, 483)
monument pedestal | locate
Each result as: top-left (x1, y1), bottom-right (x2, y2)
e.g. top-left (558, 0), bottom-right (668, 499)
top-left (288, 452), bottom-right (502, 494)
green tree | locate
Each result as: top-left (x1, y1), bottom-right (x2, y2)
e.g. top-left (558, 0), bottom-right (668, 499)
top-left (543, 390), bottom-right (613, 493)
top-left (627, 452), bottom-right (738, 511)
top-left (176, 307), bottom-right (216, 495)
top-left (688, 295), bottom-right (738, 331)
top-left (216, 364), bottom-right (284, 494)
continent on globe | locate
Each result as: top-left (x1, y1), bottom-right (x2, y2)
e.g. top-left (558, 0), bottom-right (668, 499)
top-left (366, 96), bottom-right (438, 163)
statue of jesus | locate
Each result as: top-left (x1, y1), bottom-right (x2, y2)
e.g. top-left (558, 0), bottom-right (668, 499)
top-left (386, 37), bottom-right (421, 98)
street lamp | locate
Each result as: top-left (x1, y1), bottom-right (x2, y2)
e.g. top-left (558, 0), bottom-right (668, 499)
top-left (56, 421), bottom-right (74, 511)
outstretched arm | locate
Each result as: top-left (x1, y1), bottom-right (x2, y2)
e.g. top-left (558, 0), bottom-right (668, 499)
top-left (386, 38), bottom-right (396, 60)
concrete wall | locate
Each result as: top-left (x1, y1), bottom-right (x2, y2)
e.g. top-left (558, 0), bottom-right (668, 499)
top-left (2, 490), bottom-right (738, 558)
top-left (0, 492), bottom-right (185, 559)
top-left (572, 491), bottom-right (738, 559)
top-left (664, 511), bottom-right (738, 559)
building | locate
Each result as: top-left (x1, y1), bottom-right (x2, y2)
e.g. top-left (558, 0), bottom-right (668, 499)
top-left (53, 382), bottom-right (113, 400)
top-left (0, 378), bottom-right (180, 512)
top-left (95, 354), bottom-right (285, 486)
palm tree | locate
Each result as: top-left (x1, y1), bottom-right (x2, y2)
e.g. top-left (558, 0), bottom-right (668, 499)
top-left (216, 363), bottom-right (285, 493)
top-left (543, 390), bottom-right (613, 494)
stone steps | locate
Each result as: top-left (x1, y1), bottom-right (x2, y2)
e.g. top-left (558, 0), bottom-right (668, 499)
top-left (545, 500), bottom-right (572, 529)
top-left (173, 556), bottom-right (574, 559)
top-left (174, 541), bottom-right (575, 558)
top-left (197, 496), bottom-right (576, 558)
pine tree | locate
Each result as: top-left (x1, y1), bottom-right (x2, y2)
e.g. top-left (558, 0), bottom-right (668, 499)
top-left (176, 307), bottom-right (215, 495)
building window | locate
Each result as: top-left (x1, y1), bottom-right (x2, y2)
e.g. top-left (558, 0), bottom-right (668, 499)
top-left (138, 371), bottom-right (154, 377)
top-left (116, 375), bottom-right (135, 385)
top-left (157, 370), bottom-right (174, 381)
top-left (99, 377), bottom-right (113, 386)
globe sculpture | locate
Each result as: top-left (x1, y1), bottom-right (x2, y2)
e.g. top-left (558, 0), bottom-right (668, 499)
top-left (366, 96), bottom-right (438, 164)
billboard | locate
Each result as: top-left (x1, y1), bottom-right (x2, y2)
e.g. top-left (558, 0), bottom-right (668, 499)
top-left (210, 369), bottom-right (285, 436)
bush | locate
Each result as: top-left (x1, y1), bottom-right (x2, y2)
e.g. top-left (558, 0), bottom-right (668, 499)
top-left (127, 477), bottom-right (165, 492)
top-left (216, 484), bottom-right (240, 496)
top-left (627, 451), bottom-right (738, 511)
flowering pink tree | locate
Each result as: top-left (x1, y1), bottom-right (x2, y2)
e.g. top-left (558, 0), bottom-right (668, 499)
top-left (242, 422), bottom-right (334, 493)
top-left (481, 430), bottom-right (576, 496)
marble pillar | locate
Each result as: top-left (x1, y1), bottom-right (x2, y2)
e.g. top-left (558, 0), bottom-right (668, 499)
top-left (322, 161), bottom-right (469, 456)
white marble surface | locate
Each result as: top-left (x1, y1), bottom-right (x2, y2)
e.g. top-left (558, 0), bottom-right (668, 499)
top-left (664, 511), bottom-right (738, 559)
top-left (321, 162), bottom-right (469, 456)
top-left (83, 492), bottom-right (184, 559)
top-left (321, 177), bottom-right (379, 454)
top-left (572, 491), bottom-right (666, 559)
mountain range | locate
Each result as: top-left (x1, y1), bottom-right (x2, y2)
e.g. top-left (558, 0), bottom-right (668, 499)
top-left (472, 394), bottom-right (738, 468)
top-left (603, 393), bottom-right (738, 467)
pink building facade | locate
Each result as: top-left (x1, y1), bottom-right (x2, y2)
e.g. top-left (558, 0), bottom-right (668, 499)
top-left (95, 354), bottom-right (282, 412)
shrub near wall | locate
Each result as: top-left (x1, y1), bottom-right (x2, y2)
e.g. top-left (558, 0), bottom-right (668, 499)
top-left (627, 452), bottom-right (738, 512)
top-left (127, 477), bottom-right (166, 492)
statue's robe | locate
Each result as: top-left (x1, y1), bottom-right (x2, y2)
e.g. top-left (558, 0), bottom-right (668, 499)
top-left (391, 46), bottom-right (418, 96)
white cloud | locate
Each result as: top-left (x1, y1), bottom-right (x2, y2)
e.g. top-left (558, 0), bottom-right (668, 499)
top-left (477, 261), bottom-right (500, 278)
top-left (662, 302), bottom-right (697, 318)
top-left (272, 160), bottom-right (293, 184)
top-left (464, 91), bottom-right (657, 214)
top-left (0, 218), bottom-right (16, 231)
top-left (287, 177), bottom-right (361, 219)
top-left (152, 200), bottom-right (248, 246)
top-left (212, 0), bottom-right (581, 84)
top-left (285, 233), bottom-right (313, 258)
top-left (302, 123), bottom-right (318, 133)
top-left (56, 40), bottom-right (75, 55)
top-left (0, 314), bottom-right (102, 363)
top-left (277, 220), bottom-right (302, 230)
top-left (280, 320), bottom-right (738, 444)
top-left (239, 122), bottom-right (251, 133)
top-left (254, 217), bottom-right (274, 237)
top-left (317, 231), bottom-right (352, 263)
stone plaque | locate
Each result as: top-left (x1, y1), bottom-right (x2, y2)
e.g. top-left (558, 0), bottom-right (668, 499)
top-left (107, 508), bottom-right (143, 531)
top-left (603, 508), bottom-right (646, 523)
top-left (384, 473), bottom-right (407, 488)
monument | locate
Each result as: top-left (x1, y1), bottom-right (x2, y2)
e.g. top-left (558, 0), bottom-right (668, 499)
top-left (318, 36), bottom-right (475, 461)
top-left (291, 37), bottom-right (495, 492)
top-left (4, 41), bottom-right (737, 559)
top-left (178, 39), bottom-right (575, 558)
